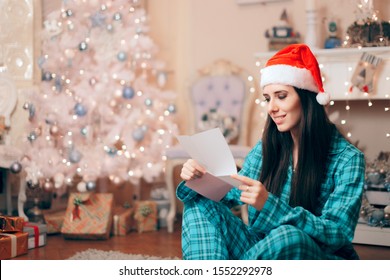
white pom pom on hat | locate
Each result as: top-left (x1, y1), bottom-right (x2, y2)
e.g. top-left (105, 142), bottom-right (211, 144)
top-left (260, 44), bottom-right (331, 105)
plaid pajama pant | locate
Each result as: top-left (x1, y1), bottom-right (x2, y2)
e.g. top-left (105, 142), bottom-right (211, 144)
top-left (180, 193), bottom-right (343, 260)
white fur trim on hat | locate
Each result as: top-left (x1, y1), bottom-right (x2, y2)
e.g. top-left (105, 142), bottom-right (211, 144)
top-left (260, 64), bottom-right (318, 93)
top-left (316, 92), bottom-right (331, 105)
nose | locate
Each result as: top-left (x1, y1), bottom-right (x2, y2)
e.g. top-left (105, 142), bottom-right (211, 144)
top-left (267, 99), bottom-right (278, 114)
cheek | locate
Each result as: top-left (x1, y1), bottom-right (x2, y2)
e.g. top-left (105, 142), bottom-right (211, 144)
top-left (289, 104), bottom-right (302, 124)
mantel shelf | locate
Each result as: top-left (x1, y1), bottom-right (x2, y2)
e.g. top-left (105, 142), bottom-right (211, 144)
top-left (255, 46), bottom-right (390, 59)
top-left (254, 47), bottom-right (390, 100)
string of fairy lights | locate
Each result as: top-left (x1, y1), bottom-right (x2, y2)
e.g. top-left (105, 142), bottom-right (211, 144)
top-left (253, 52), bottom-right (390, 142)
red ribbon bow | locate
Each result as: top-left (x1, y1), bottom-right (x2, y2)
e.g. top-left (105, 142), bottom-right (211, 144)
top-left (72, 196), bottom-right (91, 221)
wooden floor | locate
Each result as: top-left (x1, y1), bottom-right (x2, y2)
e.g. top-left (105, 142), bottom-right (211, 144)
top-left (12, 218), bottom-right (390, 260)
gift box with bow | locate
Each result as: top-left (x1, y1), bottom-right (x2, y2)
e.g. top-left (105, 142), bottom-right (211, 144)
top-left (134, 200), bottom-right (157, 233)
top-left (61, 192), bottom-right (113, 240)
top-left (23, 222), bottom-right (47, 249)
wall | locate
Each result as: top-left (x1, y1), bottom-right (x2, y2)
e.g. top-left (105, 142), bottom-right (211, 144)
top-left (148, 0), bottom-right (390, 161)
top-left (6, 0), bottom-right (390, 162)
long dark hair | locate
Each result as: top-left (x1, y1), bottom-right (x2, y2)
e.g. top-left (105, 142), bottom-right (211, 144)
top-left (259, 87), bottom-right (334, 213)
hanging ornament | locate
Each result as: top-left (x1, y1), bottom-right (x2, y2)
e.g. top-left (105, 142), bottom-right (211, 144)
top-left (42, 71), bottom-right (52, 81)
top-left (69, 149), bottom-right (83, 163)
top-left (79, 41), bottom-right (88, 52)
top-left (27, 131), bottom-right (38, 142)
top-left (350, 52), bottom-right (383, 94)
top-left (167, 104), bottom-right (176, 113)
top-left (28, 104), bottom-right (35, 120)
top-left (86, 181), bottom-right (96, 191)
top-left (54, 76), bottom-right (63, 92)
top-left (113, 12), bottom-right (122, 21)
top-left (106, 146), bottom-right (118, 156)
top-left (50, 125), bottom-right (60, 136)
top-left (132, 127), bottom-right (145, 142)
top-left (77, 181), bottom-right (87, 192)
top-left (62, 9), bottom-right (73, 18)
top-left (74, 103), bottom-right (87, 116)
top-left (122, 86), bottom-right (135, 99)
top-left (144, 98), bottom-right (153, 107)
top-left (117, 51), bottom-right (127, 62)
top-left (10, 161), bottom-right (22, 174)
top-left (80, 126), bottom-right (88, 136)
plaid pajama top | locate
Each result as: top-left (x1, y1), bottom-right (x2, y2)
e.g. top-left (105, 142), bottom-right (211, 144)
top-left (177, 130), bottom-right (365, 259)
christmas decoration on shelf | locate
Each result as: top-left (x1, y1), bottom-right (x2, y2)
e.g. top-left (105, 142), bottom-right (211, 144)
top-left (323, 18), bottom-right (342, 49)
top-left (264, 9), bottom-right (301, 51)
top-left (18, 0), bottom-right (178, 195)
top-left (349, 52), bottom-right (383, 94)
top-left (343, 0), bottom-right (389, 48)
top-left (359, 151), bottom-right (390, 228)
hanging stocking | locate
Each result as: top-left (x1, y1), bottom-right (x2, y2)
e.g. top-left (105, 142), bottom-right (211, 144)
top-left (350, 52), bottom-right (382, 94)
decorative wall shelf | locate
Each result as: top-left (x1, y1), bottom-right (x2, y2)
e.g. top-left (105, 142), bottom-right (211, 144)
top-left (353, 223), bottom-right (390, 247)
top-left (254, 46), bottom-right (390, 100)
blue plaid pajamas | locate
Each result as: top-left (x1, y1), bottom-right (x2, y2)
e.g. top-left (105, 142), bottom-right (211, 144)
top-left (177, 131), bottom-right (365, 260)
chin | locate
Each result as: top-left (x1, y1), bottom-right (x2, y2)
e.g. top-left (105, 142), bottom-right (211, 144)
top-left (276, 125), bottom-right (290, 132)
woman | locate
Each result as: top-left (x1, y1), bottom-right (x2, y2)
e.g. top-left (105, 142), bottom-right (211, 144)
top-left (177, 44), bottom-right (365, 260)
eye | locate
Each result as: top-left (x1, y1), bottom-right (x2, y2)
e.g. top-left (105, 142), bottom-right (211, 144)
top-left (278, 94), bottom-right (287, 100)
top-left (263, 96), bottom-right (270, 102)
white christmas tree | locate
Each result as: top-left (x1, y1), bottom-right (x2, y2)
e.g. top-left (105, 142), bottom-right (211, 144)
top-left (18, 0), bottom-right (178, 193)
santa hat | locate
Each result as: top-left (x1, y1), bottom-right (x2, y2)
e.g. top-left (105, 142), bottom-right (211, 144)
top-left (260, 44), bottom-right (330, 105)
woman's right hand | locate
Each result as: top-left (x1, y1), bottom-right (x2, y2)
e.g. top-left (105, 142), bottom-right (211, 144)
top-left (180, 159), bottom-right (206, 181)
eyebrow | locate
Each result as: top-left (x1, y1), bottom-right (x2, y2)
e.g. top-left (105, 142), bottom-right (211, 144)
top-left (263, 90), bottom-right (289, 96)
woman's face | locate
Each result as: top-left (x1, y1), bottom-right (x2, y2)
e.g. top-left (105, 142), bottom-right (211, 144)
top-left (263, 84), bottom-right (302, 133)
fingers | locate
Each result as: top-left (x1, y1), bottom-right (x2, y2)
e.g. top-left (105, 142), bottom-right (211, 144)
top-left (231, 173), bottom-right (257, 185)
top-left (180, 159), bottom-right (206, 181)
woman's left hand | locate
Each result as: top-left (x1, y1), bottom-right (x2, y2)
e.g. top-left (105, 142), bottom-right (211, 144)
top-left (231, 174), bottom-right (269, 211)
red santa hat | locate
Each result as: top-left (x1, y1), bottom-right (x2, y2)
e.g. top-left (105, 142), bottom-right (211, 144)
top-left (260, 44), bottom-right (330, 105)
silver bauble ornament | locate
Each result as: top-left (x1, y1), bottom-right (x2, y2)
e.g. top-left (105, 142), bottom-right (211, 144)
top-left (132, 128), bottom-right (145, 142)
top-left (86, 181), bottom-right (96, 191)
top-left (167, 104), bottom-right (176, 113)
top-left (69, 149), bottom-right (82, 163)
top-left (10, 161), bottom-right (22, 174)
top-left (79, 41), bottom-right (88, 51)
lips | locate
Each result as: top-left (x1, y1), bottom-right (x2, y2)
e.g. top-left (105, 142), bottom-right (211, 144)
top-left (273, 115), bottom-right (286, 125)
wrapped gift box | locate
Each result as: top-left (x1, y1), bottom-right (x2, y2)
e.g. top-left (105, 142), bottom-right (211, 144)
top-left (23, 222), bottom-right (47, 249)
top-left (0, 215), bottom-right (25, 233)
top-left (44, 210), bottom-right (66, 234)
top-left (111, 206), bottom-right (133, 236)
top-left (134, 200), bottom-right (157, 233)
top-left (0, 232), bottom-right (28, 260)
top-left (61, 192), bottom-right (113, 240)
